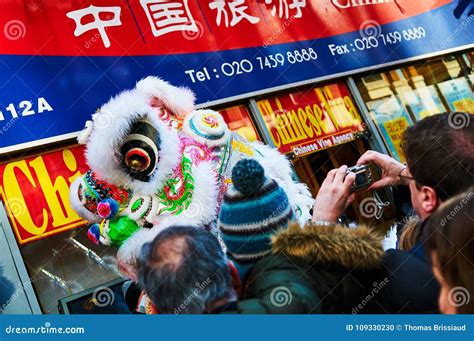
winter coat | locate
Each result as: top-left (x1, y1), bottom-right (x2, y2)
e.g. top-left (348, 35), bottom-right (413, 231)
top-left (267, 220), bottom-right (439, 314)
top-left (225, 222), bottom-right (382, 313)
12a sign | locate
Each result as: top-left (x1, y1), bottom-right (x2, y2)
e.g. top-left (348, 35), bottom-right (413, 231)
top-left (0, 146), bottom-right (88, 244)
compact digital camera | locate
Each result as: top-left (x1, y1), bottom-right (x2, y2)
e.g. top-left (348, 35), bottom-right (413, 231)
top-left (346, 165), bottom-right (373, 193)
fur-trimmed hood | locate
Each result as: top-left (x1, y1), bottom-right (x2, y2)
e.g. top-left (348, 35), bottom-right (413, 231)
top-left (272, 222), bottom-right (384, 269)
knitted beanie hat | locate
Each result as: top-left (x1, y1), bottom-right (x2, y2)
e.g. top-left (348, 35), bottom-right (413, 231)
top-left (218, 159), bottom-right (294, 277)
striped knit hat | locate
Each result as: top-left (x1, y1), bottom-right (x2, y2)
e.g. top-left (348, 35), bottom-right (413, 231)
top-left (218, 159), bottom-right (294, 278)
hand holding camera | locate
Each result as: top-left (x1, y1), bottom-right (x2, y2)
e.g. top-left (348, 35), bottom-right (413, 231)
top-left (312, 165), bottom-right (357, 223)
top-left (357, 150), bottom-right (406, 190)
top-left (312, 150), bottom-right (406, 223)
top-left (312, 163), bottom-right (375, 223)
top-left (346, 164), bottom-right (373, 193)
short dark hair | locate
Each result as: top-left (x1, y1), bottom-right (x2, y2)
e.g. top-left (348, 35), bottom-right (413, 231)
top-left (424, 188), bottom-right (474, 313)
top-left (137, 226), bottom-right (232, 314)
top-left (402, 112), bottom-right (474, 201)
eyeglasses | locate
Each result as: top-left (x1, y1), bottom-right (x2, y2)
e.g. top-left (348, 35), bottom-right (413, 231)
top-left (399, 174), bottom-right (416, 181)
top-left (398, 167), bottom-right (417, 185)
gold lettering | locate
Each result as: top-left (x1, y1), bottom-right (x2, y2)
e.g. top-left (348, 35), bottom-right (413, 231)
top-left (305, 105), bottom-right (322, 136)
top-left (331, 97), bottom-right (353, 128)
top-left (3, 161), bottom-right (48, 235)
top-left (313, 103), bottom-right (337, 134)
top-left (344, 96), bottom-right (363, 126)
top-left (29, 150), bottom-right (81, 228)
top-left (275, 98), bottom-right (299, 144)
top-left (288, 110), bottom-right (308, 141)
top-left (316, 87), bottom-right (340, 131)
top-left (271, 112), bottom-right (292, 145)
top-left (297, 108), bottom-right (314, 138)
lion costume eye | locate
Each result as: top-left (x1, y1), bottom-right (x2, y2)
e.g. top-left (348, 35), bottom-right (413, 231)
top-left (121, 119), bottom-right (160, 182)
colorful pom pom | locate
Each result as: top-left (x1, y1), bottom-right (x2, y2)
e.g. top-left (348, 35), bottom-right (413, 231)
top-left (87, 224), bottom-right (101, 245)
top-left (97, 198), bottom-right (119, 219)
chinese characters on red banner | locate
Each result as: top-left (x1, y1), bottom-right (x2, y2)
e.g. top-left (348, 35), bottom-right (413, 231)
top-left (65, 0), bottom-right (308, 48)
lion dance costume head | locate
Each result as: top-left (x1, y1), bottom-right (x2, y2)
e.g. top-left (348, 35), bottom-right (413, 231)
top-left (70, 77), bottom-right (312, 279)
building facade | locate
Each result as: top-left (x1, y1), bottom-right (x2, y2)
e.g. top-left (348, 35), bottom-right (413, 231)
top-left (0, 1), bottom-right (473, 314)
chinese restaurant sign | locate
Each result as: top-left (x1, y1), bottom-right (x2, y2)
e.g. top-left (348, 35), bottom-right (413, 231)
top-left (0, 146), bottom-right (88, 245)
top-left (256, 82), bottom-right (366, 157)
top-left (0, 0), bottom-right (472, 152)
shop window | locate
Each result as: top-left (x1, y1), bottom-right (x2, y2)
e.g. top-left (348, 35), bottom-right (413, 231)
top-left (254, 81), bottom-right (395, 230)
top-left (0, 146), bottom-right (121, 314)
top-left (19, 227), bottom-right (120, 314)
top-left (218, 105), bottom-right (260, 142)
top-left (355, 50), bottom-right (474, 162)
top-left (464, 51), bottom-right (474, 88)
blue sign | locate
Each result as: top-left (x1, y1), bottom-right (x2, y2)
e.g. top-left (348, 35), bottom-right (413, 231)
top-left (0, 1), bottom-right (473, 152)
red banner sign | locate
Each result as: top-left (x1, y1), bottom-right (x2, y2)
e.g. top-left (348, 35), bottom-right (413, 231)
top-left (256, 82), bottom-right (366, 156)
top-left (0, 0), bottom-right (450, 56)
top-left (0, 146), bottom-right (88, 244)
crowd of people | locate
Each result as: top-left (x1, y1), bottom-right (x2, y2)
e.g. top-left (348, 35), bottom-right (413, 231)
top-left (129, 111), bottom-right (474, 315)
top-left (1, 111), bottom-right (473, 315)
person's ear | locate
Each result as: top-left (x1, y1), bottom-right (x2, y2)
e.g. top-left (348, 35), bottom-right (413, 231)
top-left (420, 186), bottom-right (439, 214)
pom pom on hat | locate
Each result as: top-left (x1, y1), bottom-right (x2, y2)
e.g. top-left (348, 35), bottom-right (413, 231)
top-left (219, 159), bottom-right (294, 278)
top-left (232, 159), bottom-right (265, 195)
